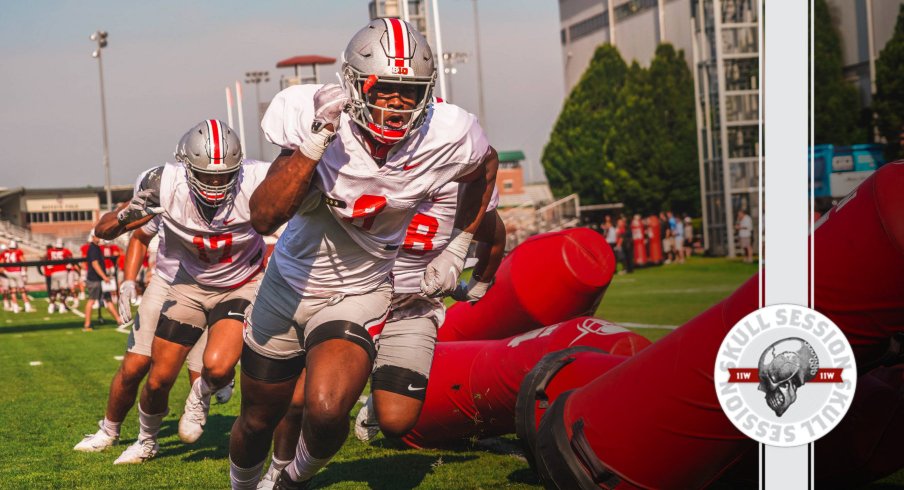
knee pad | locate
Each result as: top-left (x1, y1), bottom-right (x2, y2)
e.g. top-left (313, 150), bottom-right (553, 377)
top-left (306, 320), bottom-right (376, 361)
top-left (372, 365), bottom-right (428, 401)
top-left (155, 315), bottom-right (204, 346)
top-left (240, 343), bottom-right (304, 383)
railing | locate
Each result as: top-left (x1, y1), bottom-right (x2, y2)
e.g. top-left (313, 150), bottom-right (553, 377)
top-left (0, 219), bottom-right (56, 250)
top-left (535, 193), bottom-right (581, 234)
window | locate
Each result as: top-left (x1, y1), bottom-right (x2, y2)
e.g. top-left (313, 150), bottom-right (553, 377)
top-left (568, 12), bottom-right (607, 42)
top-left (724, 58), bottom-right (758, 91)
top-left (503, 180), bottom-right (514, 191)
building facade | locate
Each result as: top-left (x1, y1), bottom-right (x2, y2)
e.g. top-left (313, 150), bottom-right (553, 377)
top-left (825, 0), bottom-right (900, 111)
top-left (691, 0), bottom-right (760, 257)
top-left (558, 0), bottom-right (694, 92)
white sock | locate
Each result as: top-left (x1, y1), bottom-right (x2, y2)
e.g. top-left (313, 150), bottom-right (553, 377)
top-left (193, 377), bottom-right (214, 398)
top-left (229, 457), bottom-right (264, 490)
top-left (137, 404), bottom-right (166, 441)
top-left (286, 432), bottom-right (330, 483)
top-left (266, 455), bottom-right (292, 476)
top-left (101, 417), bottom-right (122, 438)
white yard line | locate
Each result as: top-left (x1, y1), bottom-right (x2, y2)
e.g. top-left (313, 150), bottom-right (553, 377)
top-left (620, 322), bottom-right (679, 330)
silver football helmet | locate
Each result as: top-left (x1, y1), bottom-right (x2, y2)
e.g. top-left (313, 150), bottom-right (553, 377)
top-left (341, 18), bottom-right (436, 144)
top-left (174, 120), bottom-right (243, 207)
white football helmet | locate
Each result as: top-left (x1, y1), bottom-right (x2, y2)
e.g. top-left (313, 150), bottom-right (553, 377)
top-left (174, 120), bottom-right (243, 207)
top-left (341, 18), bottom-right (436, 144)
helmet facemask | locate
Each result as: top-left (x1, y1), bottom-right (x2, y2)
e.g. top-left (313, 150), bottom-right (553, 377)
top-left (341, 18), bottom-right (437, 145)
top-left (174, 119), bottom-right (243, 210)
top-left (343, 64), bottom-right (435, 144)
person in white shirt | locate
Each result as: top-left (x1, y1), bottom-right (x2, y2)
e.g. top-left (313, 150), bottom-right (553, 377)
top-left (735, 209), bottom-right (754, 263)
top-left (228, 19), bottom-right (499, 490)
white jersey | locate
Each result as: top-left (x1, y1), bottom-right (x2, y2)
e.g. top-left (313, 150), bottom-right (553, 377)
top-left (262, 84), bottom-right (489, 297)
top-left (133, 160), bottom-right (270, 288)
top-left (392, 183), bottom-right (499, 294)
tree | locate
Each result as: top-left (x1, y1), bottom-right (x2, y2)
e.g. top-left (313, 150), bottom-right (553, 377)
top-left (875, 4), bottom-right (904, 161)
top-left (813, 0), bottom-right (863, 146)
top-left (647, 44), bottom-right (699, 214)
top-left (542, 45), bottom-right (632, 205)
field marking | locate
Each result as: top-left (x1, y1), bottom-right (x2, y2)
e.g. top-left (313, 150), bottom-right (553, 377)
top-left (29, 361), bottom-right (42, 366)
top-left (69, 308), bottom-right (86, 319)
top-left (620, 322), bottom-right (679, 330)
top-left (114, 355), bottom-right (124, 361)
top-left (358, 395), bottom-right (368, 404)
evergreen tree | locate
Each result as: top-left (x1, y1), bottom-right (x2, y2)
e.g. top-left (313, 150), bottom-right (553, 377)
top-left (875, 4), bottom-right (904, 161)
top-left (647, 44), bottom-right (699, 214)
top-left (813, 0), bottom-right (863, 145)
top-left (542, 45), bottom-right (630, 204)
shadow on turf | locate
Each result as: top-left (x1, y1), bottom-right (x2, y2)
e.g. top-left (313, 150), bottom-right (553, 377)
top-left (154, 414), bottom-right (234, 461)
top-left (312, 453), bottom-right (476, 489)
top-left (0, 321), bottom-right (87, 334)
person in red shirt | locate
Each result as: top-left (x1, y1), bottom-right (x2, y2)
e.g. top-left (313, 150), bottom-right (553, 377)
top-left (0, 241), bottom-right (34, 313)
top-left (45, 239), bottom-right (74, 314)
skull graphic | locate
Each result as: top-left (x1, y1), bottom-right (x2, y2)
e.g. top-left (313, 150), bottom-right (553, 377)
top-left (757, 338), bottom-right (819, 417)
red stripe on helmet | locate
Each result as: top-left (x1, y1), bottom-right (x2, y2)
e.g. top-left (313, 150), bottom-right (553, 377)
top-left (208, 119), bottom-right (222, 162)
top-left (388, 18), bottom-right (406, 67)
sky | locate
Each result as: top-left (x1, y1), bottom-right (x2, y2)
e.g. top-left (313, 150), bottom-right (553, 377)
top-left (0, 0), bottom-right (565, 189)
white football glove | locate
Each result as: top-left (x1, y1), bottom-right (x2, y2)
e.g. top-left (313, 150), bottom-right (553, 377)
top-left (117, 189), bottom-right (163, 226)
top-left (420, 230), bottom-right (473, 298)
top-left (118, 280), bottom-right (136, 324)
top-left (451, 277), bottom-right (492, 303)
top-left (300, 84), bottom-right (349, 161)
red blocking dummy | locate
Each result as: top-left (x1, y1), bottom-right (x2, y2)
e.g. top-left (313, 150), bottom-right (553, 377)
top-left (815, 365), bottom-right (904, 488)
top-left (533, 162), bottom-right (904, 489)
top-left (402, 317), bottom-right (649, 448)
top-left (438, 228), bottom-right (615, 342)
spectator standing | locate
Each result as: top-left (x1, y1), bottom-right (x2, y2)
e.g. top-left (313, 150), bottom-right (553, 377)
top-left (603, 215), bottom-right (617, 251)
top-left (83, 232), bottom-right (122, 331)
top-left (672, 214), bottom-right (685, 264)
top-left (735, 209), bottom-right (754, 263)
top-left (617, 216), bottom-right (634, 274)
top-left (683, 216), bottom-right (694, 259)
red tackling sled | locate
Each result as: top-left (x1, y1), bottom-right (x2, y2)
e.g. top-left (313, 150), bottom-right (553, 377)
top-left (439, 228), bottom-right (616, 342)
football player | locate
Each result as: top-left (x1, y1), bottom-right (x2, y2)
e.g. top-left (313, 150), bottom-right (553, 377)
top-left (45, 239), bottom-right (73, 313)
top-left (0, 241), bottom-right (34, 313)
top-left (228, 19), bottom-right (498, 489)
top-left (92, 120), bottom-right (268, 463)
top-left (257, 182), bottom-right (506, 486)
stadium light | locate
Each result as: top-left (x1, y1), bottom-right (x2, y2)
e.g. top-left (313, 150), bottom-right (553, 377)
top-left (244, 71), bottom-right (270, 160)
top-left (90, 30), bottom-right (113, 212)
top-left (442, 52), bottom-right (468, 102)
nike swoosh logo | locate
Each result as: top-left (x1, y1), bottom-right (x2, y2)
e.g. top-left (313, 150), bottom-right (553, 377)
top-left (402, 162), bottom-right (422, 171)
top-left (226, 311), bottom-right (244, 318)
top-left (407, 384), bottom-right (425, 391)
top-left (223, 218), bottom-right (236, 225)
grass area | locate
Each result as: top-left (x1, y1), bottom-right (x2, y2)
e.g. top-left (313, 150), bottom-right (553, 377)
top-left (13, 257), bottom-right (882, 489)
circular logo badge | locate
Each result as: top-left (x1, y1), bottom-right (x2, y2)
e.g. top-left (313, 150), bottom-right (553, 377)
top-left (714, 304), bottom-right (857, 447)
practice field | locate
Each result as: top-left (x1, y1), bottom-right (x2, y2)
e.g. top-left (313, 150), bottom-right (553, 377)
top-left (0, 257), bottom-right (793, 489)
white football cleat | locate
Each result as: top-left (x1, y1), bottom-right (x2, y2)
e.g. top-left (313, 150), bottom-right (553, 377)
top-left (24, 304), bottom-right (35, 313)
top-left (48, 303), bottom-right (55, 314)
top-left (178, 385), bottom-right (211, 443)
top-left (257, 464), bottom-right (280, 490)
top-left (354, 395), bottom-right (380, 442)
top-left (113, 438), bottom-right (158, 464)
top-left (73, 421), bottom-right (118, 452)
top-left (214, 379), bottom-right (235, 405)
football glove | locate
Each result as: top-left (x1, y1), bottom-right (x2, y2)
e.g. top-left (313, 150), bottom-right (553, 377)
top-left (118, 280), bottom-right (136, 324)
top-left (451, 277), bottom-right (492, 303)
top-left (117, 189), bottom-right (163, 226)
top-left (300, 84), bottom-right (349, 161)
top-left (420, 230), bottom-right (473, 298)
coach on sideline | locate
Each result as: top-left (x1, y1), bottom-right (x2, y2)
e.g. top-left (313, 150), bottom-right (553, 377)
top-left (82, 231), bottom-right (121, 331)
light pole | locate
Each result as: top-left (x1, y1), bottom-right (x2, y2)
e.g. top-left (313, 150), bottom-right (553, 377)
top-left (244, 71), bottom-right (269, 160)
top-left (442, 52), bottom-right (469, 103)
top-left (471, 0), bottom-right (487, 127)
top-left (90, 30), bottom-right (113, 211)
